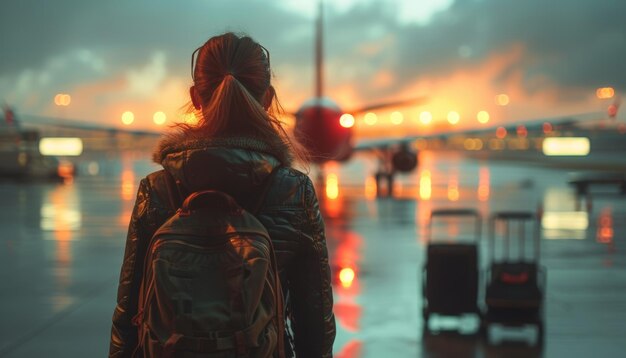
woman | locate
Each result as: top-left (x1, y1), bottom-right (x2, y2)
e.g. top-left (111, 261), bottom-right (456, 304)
top-left (109, 33), bottom-right (336, 357)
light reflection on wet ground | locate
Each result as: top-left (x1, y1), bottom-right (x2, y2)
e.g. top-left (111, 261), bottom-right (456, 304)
top-left (0, 151), bottom-right (624, 357)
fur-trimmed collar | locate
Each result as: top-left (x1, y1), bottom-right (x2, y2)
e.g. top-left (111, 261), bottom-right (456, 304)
top-left (152, 131), bottom-right (293, 166)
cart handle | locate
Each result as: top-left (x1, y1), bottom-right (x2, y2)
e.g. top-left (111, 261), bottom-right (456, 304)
top-left (492, 211), bottom-right (535, 220)
top-left (431, 208), bottom-right (480, 218)
top-left (427, 208), bottom-right (482, 243)
top-left (488, 211), bottom-right (541, 264)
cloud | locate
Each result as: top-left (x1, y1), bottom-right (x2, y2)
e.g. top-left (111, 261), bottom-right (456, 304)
top-left (1, 0), bottom-right (625, 126)
top-left (392, 0), bottom-right (626, 95)
top-left (126, 52), bottom-right (167, 98)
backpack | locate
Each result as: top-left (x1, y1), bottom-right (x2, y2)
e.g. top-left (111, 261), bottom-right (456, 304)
top-left (132, 169), bottom-right (285, 358)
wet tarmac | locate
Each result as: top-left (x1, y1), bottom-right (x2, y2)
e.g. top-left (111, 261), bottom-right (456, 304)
top-left (0, 151), bottom-right (625, 357)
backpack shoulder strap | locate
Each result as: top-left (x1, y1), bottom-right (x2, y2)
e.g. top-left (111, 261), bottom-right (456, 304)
top-left (162, 170), bottom-right (185, 210)
top-left (251, 165), bottom-right (286, 358)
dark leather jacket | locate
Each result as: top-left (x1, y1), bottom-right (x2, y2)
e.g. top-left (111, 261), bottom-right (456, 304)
top-left (109, 135), bottom-right (336, 357)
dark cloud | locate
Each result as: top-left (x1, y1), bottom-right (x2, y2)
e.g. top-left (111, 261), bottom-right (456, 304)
top-left (2, 0), bottom-right (625, 116)
top-left (0, 0), bottom-right (313, 112)
top-left (393, 0), bottom-right (626, 96)
top-left (0, 0), bottom-right (310, 77)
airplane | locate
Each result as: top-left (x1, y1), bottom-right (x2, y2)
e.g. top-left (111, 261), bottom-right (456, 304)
top-left (0, 106), bottom-right (64, 180)
top-left (291, 2), bottom-right (620, 195)
top-left (4, 2), bottom-right (621, 192)
top-left (292, 2), bottom-right (425, 180)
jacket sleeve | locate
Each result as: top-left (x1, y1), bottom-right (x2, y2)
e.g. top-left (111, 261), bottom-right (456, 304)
top-left (290, 176), bottom-right (336, 358)
top-left (109, 178), bottom-right (152, 358)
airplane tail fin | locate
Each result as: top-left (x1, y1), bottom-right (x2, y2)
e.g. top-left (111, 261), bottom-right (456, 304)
top-left (315, 1), bottom-right (324, 98)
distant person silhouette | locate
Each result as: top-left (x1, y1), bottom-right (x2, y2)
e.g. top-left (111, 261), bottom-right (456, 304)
top-left (109, 32), bottom-right (335, 358)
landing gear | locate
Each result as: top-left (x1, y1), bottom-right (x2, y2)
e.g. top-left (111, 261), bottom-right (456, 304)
top-left (375, 170), bottom-right (395, 197)
top-left (374, 147), bottom-right (396, 198)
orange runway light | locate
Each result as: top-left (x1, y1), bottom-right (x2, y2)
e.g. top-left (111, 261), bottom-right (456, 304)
top-left (478, 167), bottom-right (490, 202)
top-left (390, 111), bottom-right (404, 125)
top-left (447, 111), bottom-right (460, 125)
top-left (477, 110), bottom-right (489, 124)
top-left (339, 114), bottom-right (355, 128)
top-left (153, 111), bottom-right (167, 125)
top-left (121, 111), bottom-right (134, 125)
top-left (364, 176), bottom-right (377, 200)
top-left (517, 125), bottom-right (528, 138)
top-left (496, 93), bottom-right (510, 106)
top-left (325, 174), bottom-right (339, 200)
top-left (363, 112), bottom-right (377, 125)
top-left (419, 170), bottom-right (432, 200)
top-left (596, 208), bottom-right (614, 244)
top-left (57, 160), bottom-right (75, 181)
top-left (596, 87), bottom-right (615, 99)
top-left (496, 126), bottom-right (507, 139)
top-left (447, 179), bottom-right (459, 201)
top-left (54, 93), bottom-right (71, 106)
top-left (121, 170), bottom-right (135, 201)
top-left (339, 267), bottom-right (355, 288)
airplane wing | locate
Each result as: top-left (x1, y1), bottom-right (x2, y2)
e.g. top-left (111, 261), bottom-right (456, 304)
top-left (344, 96), bottom-right (428, 115)
top-left (353, 111), bottom-right (605, 151)
top-left (19, 114), bottom-right (162, 137)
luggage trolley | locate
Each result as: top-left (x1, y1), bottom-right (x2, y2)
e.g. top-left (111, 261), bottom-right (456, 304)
top-left (484, 211), bottom-right (545, 346)
top-left (422, 208), bottom-right (482, 334)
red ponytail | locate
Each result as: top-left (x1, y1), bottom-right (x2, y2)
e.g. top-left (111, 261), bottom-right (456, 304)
top-left (176, 33), bottom-right (308, 166)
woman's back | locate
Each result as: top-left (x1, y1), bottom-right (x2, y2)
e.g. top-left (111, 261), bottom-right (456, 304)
top-left (110, 32), bottom-right (335, 358)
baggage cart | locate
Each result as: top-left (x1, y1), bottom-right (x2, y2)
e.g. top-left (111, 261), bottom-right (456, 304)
top-left (422, 208), bottom-right (482, 334)
top-left (484, 211), bottom-right (545, 346)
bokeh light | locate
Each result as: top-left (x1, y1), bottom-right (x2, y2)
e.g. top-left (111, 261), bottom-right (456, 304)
top-left (390, 111), bottom-right (404, 125)
top-left (496, 94), bottom-right (510, 106)
top-left (340, 113), bottom-right (355, 128)
top-left (121, 111), bottom-right (134, 125)
top-left (339, 267), bottom-right (355, 288)
top-left (496, 126), bottom-right (507, 139)
top-left (447, 111), bottom-right (460, 125)
top-left (363, 112), bottom-right (377, 125)
top-left (153, 111), bottom-right (167, 125)
top-left (54, 94), bottom-right (71, 106)
top-left (596, 87), bottom-right (615, 99)
top-left (477, 110), bottom-right (490, 124)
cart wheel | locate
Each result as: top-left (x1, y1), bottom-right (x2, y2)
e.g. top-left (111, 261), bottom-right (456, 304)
top-left (477, 319), bottom-right (487, 337)
top-left (482, 323), bottom-right (493, 345)
top-left (537, 322), bottom-right (545, 347)
top-left (421, 307), bottom-right (430, 334)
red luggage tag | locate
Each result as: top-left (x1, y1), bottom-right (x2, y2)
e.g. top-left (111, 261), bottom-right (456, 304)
top-left (500, 271), bottom-right (529, 284)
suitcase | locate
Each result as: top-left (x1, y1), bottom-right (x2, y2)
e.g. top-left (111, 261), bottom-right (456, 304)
top-left (422, 208), bottom-right (482, 334)
top-left (484, 211), bottom-right (545, 346)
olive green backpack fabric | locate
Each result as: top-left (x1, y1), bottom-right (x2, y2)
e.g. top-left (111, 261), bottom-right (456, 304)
top-left (132, 173), bottom-right (285, 358)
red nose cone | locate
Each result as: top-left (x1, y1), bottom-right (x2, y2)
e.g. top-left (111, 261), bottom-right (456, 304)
top-left (294, 98), bottom-right (353, 163)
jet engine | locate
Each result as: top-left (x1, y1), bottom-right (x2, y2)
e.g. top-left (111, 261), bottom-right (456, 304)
top-left (391, 146), bottom-right (418, 173)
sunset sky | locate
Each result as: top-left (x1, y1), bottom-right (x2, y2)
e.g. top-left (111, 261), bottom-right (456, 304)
top-left (1, 0), bottom-right (625, 135)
